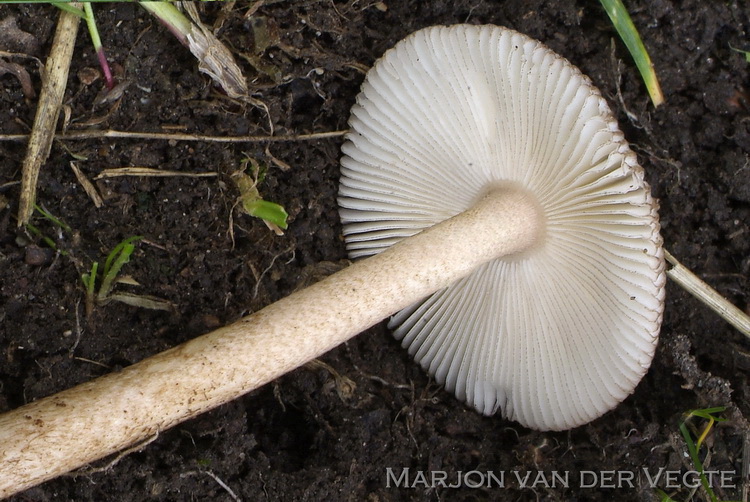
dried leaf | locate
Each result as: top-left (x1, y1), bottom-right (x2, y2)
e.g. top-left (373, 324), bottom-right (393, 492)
top-left (114, 275), bottom-right (141, 286)
top-left (0, 59), bottom-right (35, 98)
top-left (93, 79), bottom-right (131, 106)
top-left (181, 2), bottom-right (248, 99)
top-left (106, 292), bottom-right (173, 312)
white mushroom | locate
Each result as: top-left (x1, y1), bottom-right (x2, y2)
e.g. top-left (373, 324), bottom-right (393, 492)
top-left (0, 24), bottom-right (666, 496)
top-left (339, 24), bottom-right (666, 430)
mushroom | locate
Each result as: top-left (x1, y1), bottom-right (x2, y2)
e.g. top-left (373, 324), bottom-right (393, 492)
top-left (338, 24), bottom-right (666, 430)
top-left (0, 24), bottom-right (665, 497)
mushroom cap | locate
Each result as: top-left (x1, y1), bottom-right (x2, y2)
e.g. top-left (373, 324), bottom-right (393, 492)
top-left (338, 24), bottom-right (666, 431)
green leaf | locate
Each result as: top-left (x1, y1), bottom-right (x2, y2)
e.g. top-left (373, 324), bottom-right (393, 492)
top-left (232, 161), bottom-right (289, 232)
top-left (600, 0), bottom-right (664, 107)
top-left (242, 199), bottom-right (289, 230)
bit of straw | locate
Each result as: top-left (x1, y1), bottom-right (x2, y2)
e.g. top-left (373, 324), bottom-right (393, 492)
top-left (94, 167), bottom-right (218, 179)
top-left (69, 161), bottom-right (103, 207)
top-left (0, 129), bottom-right (348, 143)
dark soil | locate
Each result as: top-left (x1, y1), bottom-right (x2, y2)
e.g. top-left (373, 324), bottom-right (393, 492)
top-left (1, 1), bottom-right (749, 501)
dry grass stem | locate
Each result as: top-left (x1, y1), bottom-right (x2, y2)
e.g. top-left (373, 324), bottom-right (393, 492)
top-left (17, 6), bottom-right (81, 227)
top-left (0, 129), bottom-right (348, 143)
top-left (69, 161), bottom-right (103, 207)
top-left (94, 167), bottom-right (218, 179)
top-left (665, 250), bottom-right (750, 339)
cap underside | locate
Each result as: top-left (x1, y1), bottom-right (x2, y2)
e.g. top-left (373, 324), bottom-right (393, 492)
top-left (339, 24), bottom-right (666, 431)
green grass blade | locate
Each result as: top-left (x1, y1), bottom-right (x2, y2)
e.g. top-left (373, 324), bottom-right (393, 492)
top-left (138, 1), bottom-right (193, 46)
top-left (729, 44), bottom-right (750, 63)
top-left (679, 420), bottom-right (719, 502)
top-left (686, 406), bottom-right (727, 421)
top-left (82, 2), bottom-right (115, 89)
top-left (99, 236), bottom-right (142, 300)
top-left (600, 0), bottom-right (664, 107)
top-left (24, 223), bottom-right (58, 251)
top-left (50, 2), bottom-right (86, 17)
top-left (654, 489), bottom-right (678, 502)
top-left (8, 0), bottom-right (112, 2)
top-left (102, 236), bottom-right (142, 278)
top-left (34, 204), bottom-right (71, 232)
top-left (99, 244), bottom-right (134, 301)
top-left (81, 261), bottom-right (99, 297)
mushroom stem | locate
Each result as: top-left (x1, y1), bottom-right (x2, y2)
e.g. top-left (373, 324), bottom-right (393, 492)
top-left (0, 186), bottom-right (543, 498)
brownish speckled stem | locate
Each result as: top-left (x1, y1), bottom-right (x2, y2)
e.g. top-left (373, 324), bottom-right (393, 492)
top-left (0, 186), bottom-right (543, 498)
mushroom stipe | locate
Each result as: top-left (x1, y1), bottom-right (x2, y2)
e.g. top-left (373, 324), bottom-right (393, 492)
top-left (0, 25), bottom-right (667, 497)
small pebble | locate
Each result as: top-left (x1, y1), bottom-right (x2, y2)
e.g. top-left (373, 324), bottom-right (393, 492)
top-left (24, 245), bottom-right (52, 266)
top-left (77, 67), bottom-right (100, 86)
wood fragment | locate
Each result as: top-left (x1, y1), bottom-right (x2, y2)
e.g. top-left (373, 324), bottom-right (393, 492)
top-left (17, 7), bottom-right (80, 227)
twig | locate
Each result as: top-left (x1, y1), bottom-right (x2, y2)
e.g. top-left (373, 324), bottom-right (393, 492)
top-left (0, 129), bottom-right (348, 143)
top-left (17, 5), bottom-right (81, 227)
top-left (666, 249), bottom-right (750, 339)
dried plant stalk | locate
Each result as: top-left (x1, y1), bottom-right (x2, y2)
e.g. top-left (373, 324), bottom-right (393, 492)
top-left (17, 6), bottom-right (80, 226)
